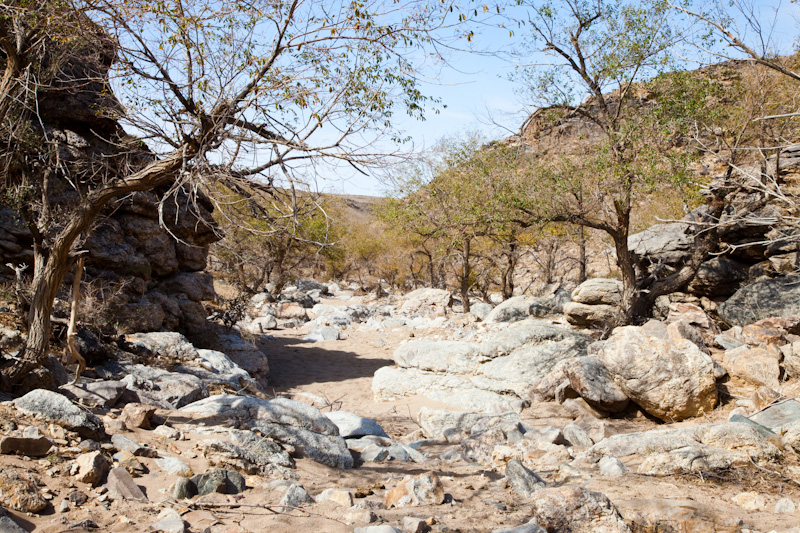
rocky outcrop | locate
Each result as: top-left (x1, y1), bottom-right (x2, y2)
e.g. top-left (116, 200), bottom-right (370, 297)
top-left (0, 26), bottom-right (219, 335)
top-left (372, 320), bottom-right (590, 412)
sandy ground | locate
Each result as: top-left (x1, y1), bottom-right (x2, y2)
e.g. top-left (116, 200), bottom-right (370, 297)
top-left (4, 298), bottom-right (800, 532)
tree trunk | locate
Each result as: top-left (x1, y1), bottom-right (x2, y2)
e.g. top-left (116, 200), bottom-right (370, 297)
top-left (2, 239), bottom-right (72, 386)
top-left (577, 225), bottom-right (587, 283)
top-left (460, 239), bottom-right (471, 313)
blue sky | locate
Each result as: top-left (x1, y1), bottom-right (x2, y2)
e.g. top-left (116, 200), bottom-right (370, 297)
top-left (317, 0), bottom-right (800, 197)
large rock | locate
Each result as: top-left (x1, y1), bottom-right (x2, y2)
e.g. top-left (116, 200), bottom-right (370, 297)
top-left (582, 422), bottom-right (781, 469)
top-left (687, 256), bottom-right (749, 297)
top-left (394, 340), bottom-right (481, 374)
top-left (417, 407), bottom-right (520, 440)
top-left (215, 333), bottom-right (270, 380)
top-left (564, 357), bottom-right (629, 413)
top-left (0, 470), bottom-right (47, 513)
top-left (718, 274), bottom-right (800, 326)
top-left (175, 349), bottom-right (252, 387)
top-left (483, 296), bottom-right (554, 323)
top-left (180, 395), bottom-right (353, 468)
top-left (629, 222), bottom-right (692, 267)
top-left (598, 326), bottom-right (717, 421)
top-left (118, 364), bottom-right (208, 409)
top-left (124, 332), bottom-right (198, 362)
top-left (563, 302), bottom-right (618, 328)
top-left (723, 346), bottom-right (781, 389)
top-left (529, 486), bottom-right (631, 532)
top-left (571, 278), bottom-right (623, 306)
top-left (399, 288), bottom-right (451, 317)
top-left (13, 390), bottom-right (105, 440)
top-left (325, 411), bottom-right (389, 439)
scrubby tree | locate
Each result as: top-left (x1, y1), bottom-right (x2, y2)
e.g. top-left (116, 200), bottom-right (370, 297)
top-left (385, 134), bottom-right (530, 310)
top-left (0, 0), bottom-right (475, 386)
top-left (511, 0), bottom-right (727, 323)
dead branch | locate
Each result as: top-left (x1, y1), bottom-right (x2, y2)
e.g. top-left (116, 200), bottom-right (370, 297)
top-left (67, 255), bottom-right (86, 384)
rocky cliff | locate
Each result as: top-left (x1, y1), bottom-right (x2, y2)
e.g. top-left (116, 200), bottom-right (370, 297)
top-left (0, 24), bottom-right (219, 335)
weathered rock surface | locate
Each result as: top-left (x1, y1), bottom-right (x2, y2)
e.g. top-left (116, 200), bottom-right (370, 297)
top-left (180, 395), bottom-right (353, 469)
top-left (13, 389), bottom-right (105, 440)
top-left (529, 486), bottom-right (631, 532)
top-left (616, 498), bottom-right (748, 532)
top-left (505, 459), bottom-right (546, 497)
top-left (384, 472), bottom-right (445, 507)
top-left (374, 321), bottom-right (589, 413)
top-left (564, 357), bottom-right (629, 413)
top-left (483, 296), bottom-right (554, 323)
top-left (597, 326), bottom-right (717, 421)
top-left (571, 278), bottom-right (623, 306)
top-left (719, 274), bottom-right (800, 326)
top-left (0, 470), bottom-right (47, 513)
top-left (723, 346), bottom-right (781, 389)
top-left (563, 302), bottom-right (619, 328)
top-left (325, 411), bottom-right (389, 439)
top-left (399, 288), bottom-right (451, 317)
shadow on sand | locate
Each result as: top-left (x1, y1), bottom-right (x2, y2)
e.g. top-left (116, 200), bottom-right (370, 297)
top-left (256, 334), bottom-right (394, 391)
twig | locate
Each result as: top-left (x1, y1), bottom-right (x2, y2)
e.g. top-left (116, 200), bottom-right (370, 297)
top-left (749, 455), bottom-right (800, 488)
top-left (67, 256), bottom-right (86, 384)
top-left (187, 502), bottom-right (347, 524)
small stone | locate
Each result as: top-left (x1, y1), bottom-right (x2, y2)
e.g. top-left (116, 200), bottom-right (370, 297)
top-left (149, 508), bottom-right (186, 533)
top-left (0, 436), bottom-right (54, 457)
top-left (153, 425), bottom-right (182, 440)
top-left (345, 509), bottom-right (378, 524)
top-left (505, 459), bottom-right (546, 498)
top-left (403, 516), bottom-right (431, 533)
top-left (111, 434), bottom-right (157, 457)
top-left (74, 451), bottom-right (110, 486)
top-left (156, 457), bottom-right (193, 477)
top-left (280, 484), bottom-right (314, 507)
top-left (106, 467), bottom-right (148, 502)
top-left (68, 491), bottom-right (88, 505)
top-left (0, 470), bottom-right (47, 513)
top-left (59, 499), bottom-right (70, 513)
top-left (315, 488), bottom-right (353, 507)
top-left (113, 449), bottom-right (145, 476)
top-left (598, 456), bottom-right (627, 477)
top-left (119, 403), bottom-right (157, 430)
top-left (192, 469), bottom-right (246, 496)
top-left (385, 472), bottom-right (445, 508)
top-left (775, 497), bottom-right (796, 513)
top-left (170, 477), bottom-right (196, 500)
top-left (732, 491), bottom-right (766, 511)
top-left (562, 423), bottom-right (593, 449)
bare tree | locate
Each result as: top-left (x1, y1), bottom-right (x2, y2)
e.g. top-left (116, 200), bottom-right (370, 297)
top-left (0, 0), bottom-right (472, 387)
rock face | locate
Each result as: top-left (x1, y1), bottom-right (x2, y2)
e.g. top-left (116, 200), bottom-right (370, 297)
top-left (598, 326), bottom-right (717, 421)
top-left (373, 321), bottom-right (590, 413)
top-left (718, 275), bottom-right (800, 326)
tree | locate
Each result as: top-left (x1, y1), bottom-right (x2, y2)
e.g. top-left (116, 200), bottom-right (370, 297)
top-left (385, 134), bottom-right (529, 310)
top-left (0, 0), bottom-right (472, 386)
top-left (511, 0), bottom-right (726, 324)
